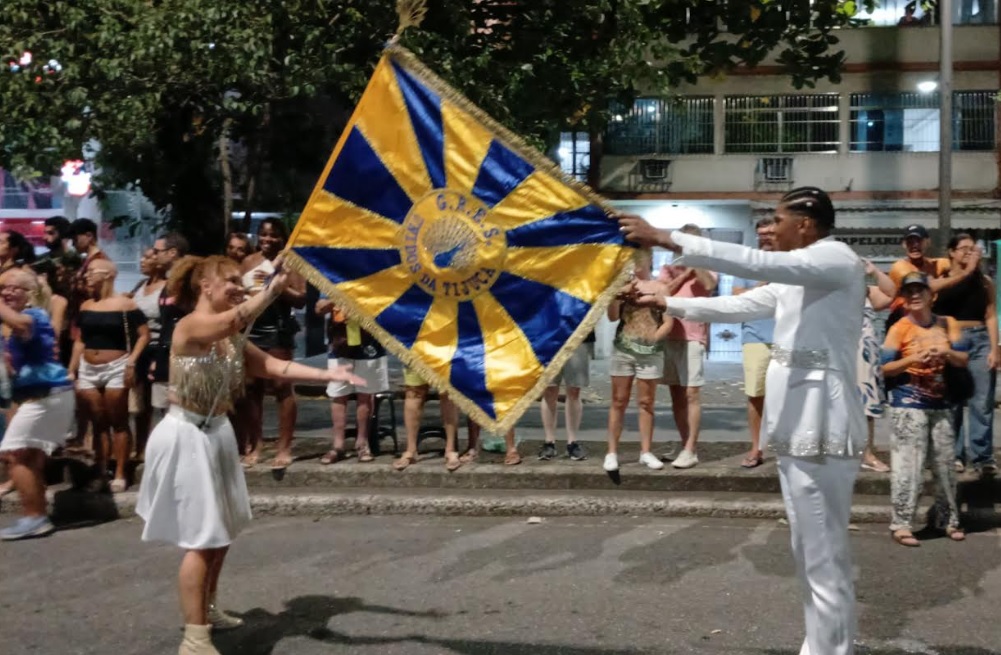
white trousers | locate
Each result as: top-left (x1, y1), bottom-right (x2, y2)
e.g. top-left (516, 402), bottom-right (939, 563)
top-left (777, 455), bottom-right (859, 655)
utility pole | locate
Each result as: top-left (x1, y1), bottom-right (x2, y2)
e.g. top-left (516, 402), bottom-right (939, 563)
top-left (938, 0), bottom-right (953, 254)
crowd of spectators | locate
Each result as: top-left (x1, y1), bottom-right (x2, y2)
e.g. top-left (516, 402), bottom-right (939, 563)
top-left (0, 215), bottom-right (994, 546)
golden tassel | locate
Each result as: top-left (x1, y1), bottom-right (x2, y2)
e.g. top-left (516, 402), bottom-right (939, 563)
top-left (394, 0), bottom-right (428, 39)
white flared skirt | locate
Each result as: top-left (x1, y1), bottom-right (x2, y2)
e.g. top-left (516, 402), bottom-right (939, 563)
top-left (137, 406), bottom-right (251, 549)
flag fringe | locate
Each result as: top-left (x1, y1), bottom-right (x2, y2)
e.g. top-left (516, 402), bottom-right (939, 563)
top-left (283, 248), bottom-right (637, 435)
top-left (385, 46), bottom-right (616, 216)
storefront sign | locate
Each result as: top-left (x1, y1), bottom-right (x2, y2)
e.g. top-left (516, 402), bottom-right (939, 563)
top-left (833, 231), bottom-right (904, 259)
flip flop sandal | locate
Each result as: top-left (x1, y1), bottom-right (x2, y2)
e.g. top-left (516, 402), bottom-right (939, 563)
top-left (740, 455), bottom-right (764, 469)
top-left (892, 530), bottom-right (920, 547)
top-left (241, 453), bottom-right (259, 470)
top-left (504, 451), bottom-right (522, 466)
top-left (270, 454), bottom-right (293, 471)
top-left (445, 452), bottom-right (462, 472)
top-left (356, 445), bottom-right (374, 463)
top-left (946, 528), bottom-right (966, 542)
top-left (320, 449), bottom-right (345, 465)
top-left (393, 452), bottom-right (419, 471)
top-left (458, 449), bottom-right (479, 464)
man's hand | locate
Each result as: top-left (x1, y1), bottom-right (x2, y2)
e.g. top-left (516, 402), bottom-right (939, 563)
top-left (632, 279), bottom-right (663, 297)
top-left (617, 213), bottom-right (679, 251)
top-left (863, 259), bottom-right (877, 276)
top-left (989, 348), bottom-right (999, 370)
top-left (633, 293), bottom-right (667, 311)
top-left (628, 279), bottom-right (667, 310)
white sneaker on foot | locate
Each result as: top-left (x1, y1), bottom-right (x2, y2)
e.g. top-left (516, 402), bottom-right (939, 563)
top-left (602, 453), bottom-right (619, 472)
top-left (672, 450), bottom-right (699, 469)
top-left (639, 452), bottom-right (665, 470)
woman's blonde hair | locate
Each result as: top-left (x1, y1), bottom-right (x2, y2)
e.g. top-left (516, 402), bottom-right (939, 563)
top-left (167, 255), bottom-right (240, 310)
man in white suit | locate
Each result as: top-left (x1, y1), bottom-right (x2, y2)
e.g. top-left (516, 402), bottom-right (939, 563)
top-left (620, 187), bottom-right (865, 655)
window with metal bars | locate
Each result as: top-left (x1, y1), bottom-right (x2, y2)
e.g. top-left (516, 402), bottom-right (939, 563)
top-left (556, 132), bottom-right (590, 182)
top-left (849, 91), bottom-right (997, 152)
top-left (856, 0), bottom-right (998, 26)
top-left (724, 95), bottom-right (840, 154)
top-left (604, 97), bottom-right (714, 156)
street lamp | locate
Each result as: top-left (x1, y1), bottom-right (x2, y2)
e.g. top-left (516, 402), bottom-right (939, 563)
top-left (938, 0), bottom-right (953, 254)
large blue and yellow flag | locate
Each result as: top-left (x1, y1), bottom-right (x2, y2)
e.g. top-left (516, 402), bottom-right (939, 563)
top-left (286, 46), bottom-right (634, 432)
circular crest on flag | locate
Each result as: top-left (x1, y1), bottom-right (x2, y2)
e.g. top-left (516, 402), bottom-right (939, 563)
top-left (400, 189), bottom-right (506, 301)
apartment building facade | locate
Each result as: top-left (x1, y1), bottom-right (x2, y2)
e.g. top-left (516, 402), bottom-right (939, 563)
top-left (561, 7), bottom-right (1001, 359)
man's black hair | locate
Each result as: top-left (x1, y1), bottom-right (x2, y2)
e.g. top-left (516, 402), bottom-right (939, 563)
top-left (44, 216), bottom-right (71, 240)
top-left (71, 218), bottom-right (98, 238)
top-left (780, 187), bottom-right (836, 232)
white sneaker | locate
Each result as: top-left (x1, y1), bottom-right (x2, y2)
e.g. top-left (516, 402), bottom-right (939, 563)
top-left (672, 450), bottom-right (699, 469)
top-left (639, 452), bottom-right (665, 470)
top-left (602, 453), bottom-right (620, 472)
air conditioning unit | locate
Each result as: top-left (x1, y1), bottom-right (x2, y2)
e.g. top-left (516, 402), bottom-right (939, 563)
top-left (758, 156), bottom-right (793, 183)
top-left (639, 158), bottom-right (671, 181)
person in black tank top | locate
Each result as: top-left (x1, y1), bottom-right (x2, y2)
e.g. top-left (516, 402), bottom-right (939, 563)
top-left (234, 218), bottom-right (306, 470)
top-left (932, 233), bottom-right (998, 476)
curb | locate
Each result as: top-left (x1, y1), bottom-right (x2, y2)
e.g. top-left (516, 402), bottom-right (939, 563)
top-left (2, 487), bottom-right (903, 524)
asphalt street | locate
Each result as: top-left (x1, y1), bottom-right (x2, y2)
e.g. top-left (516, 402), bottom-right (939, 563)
top-left (3, 516), bottom-right (1000, 654)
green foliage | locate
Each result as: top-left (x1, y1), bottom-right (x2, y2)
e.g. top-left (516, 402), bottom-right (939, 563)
top-left (0, 0), bottom-right (874, 249)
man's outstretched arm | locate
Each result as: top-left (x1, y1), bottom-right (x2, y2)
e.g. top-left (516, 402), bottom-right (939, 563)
top-left (619, 214), bottom-right (858, 290)
top-left (635, 281), bottom-right (778, 325)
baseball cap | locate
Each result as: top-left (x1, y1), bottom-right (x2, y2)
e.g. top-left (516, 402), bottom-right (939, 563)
top-left (903, 224), bottom-right (929, 240)
top-left (899, 271), bottom-right (930, 290)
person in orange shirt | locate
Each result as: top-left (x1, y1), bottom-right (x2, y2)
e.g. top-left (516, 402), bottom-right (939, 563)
top-left (886, 224), bottom-right (979, 328)
top-left (882, 272), bottom-right (969, 547)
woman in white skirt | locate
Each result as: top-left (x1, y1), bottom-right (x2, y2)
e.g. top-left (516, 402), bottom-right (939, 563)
top-left (0, 268), bottom-right (75, 541)
top-left (137, 255), bottom-right (362, 655)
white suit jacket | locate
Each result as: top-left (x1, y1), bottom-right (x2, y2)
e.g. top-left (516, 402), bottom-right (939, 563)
top-left (667, 234), bottom-right (866, 458)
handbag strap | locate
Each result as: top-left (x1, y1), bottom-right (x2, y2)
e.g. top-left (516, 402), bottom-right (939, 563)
top-left (123, 310), bottom-right (132, 353)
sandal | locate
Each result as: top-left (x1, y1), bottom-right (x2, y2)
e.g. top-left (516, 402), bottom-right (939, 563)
top-left (892, 530), bottom-right (920, 547)
top-left (458, 449), bottom-right (479, 464)
top-left (861, 458), bottom-right (890, 473)
top-left (946, 527), bottom-right (966, 542)
top-left (445, 452), bottom-right (462, 472)
top-left (356, 444), bottom-right (374, 463)
top-left (740, 453), bottom-right (764, 469)
top-left (504, 450), bottom-right (522, 466)
top-left (320, 449), bottom-right (345, 466)
top-left (393, 452), bottom-right (419, 471)
top-left (241, 452), bottom-right (260, 470)
top-left (270, 453), bottom-right (294, 471)
top-left (110, 478), bottom-right (128, 494)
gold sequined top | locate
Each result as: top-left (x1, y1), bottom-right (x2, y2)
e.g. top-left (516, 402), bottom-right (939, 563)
top-left (168, 335), bottom-right (246, 416)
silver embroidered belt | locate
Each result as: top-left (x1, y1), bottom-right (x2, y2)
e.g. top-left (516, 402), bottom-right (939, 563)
top-left (770, 346), bottom-right (830, 369)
